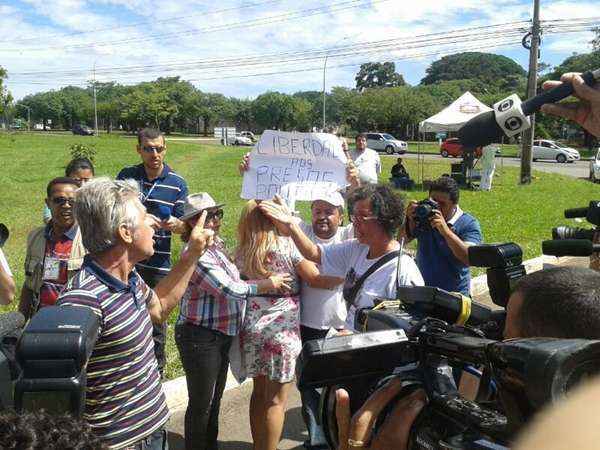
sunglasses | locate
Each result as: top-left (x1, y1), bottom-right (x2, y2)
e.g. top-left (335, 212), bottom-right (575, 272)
top-left (51, 197), bottom-right (76, 206)
top-left (142, 145), bottom-right (166, 154)
top-left (206, 209), bottom-right (224, 221)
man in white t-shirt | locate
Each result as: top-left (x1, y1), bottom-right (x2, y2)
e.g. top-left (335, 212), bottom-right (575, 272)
top-left (260, 184), bottom-right (424, 331)
top-left (348, 133), bottom-right (381, 185)
top-left (0, 248), bottom-right (15, 305)
top-left (297, 190), bottom-right (352, 450)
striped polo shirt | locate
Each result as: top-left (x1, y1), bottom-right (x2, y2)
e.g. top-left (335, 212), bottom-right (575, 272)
top-left (117, 163), bottom-right (188, 274)
top-left (57, 256), bottom-right (169, 449)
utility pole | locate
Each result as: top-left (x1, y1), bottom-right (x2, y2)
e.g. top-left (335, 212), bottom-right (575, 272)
top-left (520, 0), bottom-right (541, 184)
top-left (322, 54), bottom-right (328, 131)
top-left (93, 63), bottom-right (99, 136)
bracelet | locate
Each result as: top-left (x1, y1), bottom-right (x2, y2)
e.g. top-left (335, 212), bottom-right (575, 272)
top-left (347, 438), bottom-right (367, 448)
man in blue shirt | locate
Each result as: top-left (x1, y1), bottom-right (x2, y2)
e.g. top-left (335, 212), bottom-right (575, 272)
top-left (117, 127), bottom-right (189, 376)
top-left (403, 176), bottom-right (482, 295)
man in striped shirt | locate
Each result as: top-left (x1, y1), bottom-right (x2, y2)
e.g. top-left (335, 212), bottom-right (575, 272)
top-left (117, 128), bottom-right (189, 376)
top-left (57, 178), bottom-right (213, 449)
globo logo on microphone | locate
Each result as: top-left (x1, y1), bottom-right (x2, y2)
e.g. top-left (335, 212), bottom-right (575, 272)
top-left (493, 94), bottom-right (531, 138)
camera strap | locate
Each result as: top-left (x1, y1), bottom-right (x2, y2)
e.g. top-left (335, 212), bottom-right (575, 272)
top-left (344, 250), bottom-right (400, 307)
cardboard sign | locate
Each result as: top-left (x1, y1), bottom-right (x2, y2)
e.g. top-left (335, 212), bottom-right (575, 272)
top-left (241, 130), bottom-right (348, 203)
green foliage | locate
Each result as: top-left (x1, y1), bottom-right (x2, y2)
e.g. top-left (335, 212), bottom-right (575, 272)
top-left (355, 62), bottom-right (405, 91)
top-left (420, 52), bottom-right (526, 87)
top-left (251, 91), bottom-right (296, 130)
top-left (545, 51), bottom-right (600, 81)
top-left (69, 142), bottom-right (97, 163)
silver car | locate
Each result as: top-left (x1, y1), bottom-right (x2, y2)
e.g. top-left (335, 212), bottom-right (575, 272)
top-left (531, 139), bottom-right (580, 163)
top-left (366, 132), bottom-right (408, 154)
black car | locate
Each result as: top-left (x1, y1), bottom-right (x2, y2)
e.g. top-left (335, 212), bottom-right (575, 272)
top-left (72, 124), bottom-right (94, 136)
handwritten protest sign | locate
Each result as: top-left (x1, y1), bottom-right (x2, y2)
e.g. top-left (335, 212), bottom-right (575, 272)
top-left (241, 130), bottom-right (348, 204)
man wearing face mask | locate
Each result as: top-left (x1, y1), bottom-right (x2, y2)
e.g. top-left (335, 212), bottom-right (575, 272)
top-left (19, 177), bottom-right (86, 319)
top-left (402, 176), bottom-right (482, 296)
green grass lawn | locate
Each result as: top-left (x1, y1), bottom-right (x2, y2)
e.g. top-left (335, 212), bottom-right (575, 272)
top-left (1, 131), bottom-right (599, 379)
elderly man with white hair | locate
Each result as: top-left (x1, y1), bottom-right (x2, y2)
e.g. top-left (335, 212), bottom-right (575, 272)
top-left (56, 177), bottom-right (213, 450)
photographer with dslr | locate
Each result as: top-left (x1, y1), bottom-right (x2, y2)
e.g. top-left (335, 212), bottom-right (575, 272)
top-left (402, 176), bottom-right (482, 296)
top-left (333, 266), bottom-right (600, 450)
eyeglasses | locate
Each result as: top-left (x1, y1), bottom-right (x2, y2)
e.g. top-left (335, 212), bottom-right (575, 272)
top-left (142, 145), bottom-right (166, 154)
top-left (51, 197), bottom-right (76, 206)
top-left (351, 214), bottom-right (377, 224)
top-left (206, 209), bottom-right (224, 221)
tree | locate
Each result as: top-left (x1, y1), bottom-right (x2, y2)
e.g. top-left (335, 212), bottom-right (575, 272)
top-left (251, 92), bottom-right (295, 130)
top-left (0, 66), bottom-right (11, 128)
top-left (355, 62), bottom-right (405, 91)
top-left (420, 52), bottom-right (526, 86)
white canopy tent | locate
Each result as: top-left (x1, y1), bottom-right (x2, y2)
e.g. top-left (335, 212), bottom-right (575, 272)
top-left (419, 91), bottom-right (492, 133)
top-left (415, 91), bottom-right (493, 184)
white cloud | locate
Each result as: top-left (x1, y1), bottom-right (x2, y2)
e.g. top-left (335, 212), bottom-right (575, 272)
top-left (1, 0), bottom-right (597, 99)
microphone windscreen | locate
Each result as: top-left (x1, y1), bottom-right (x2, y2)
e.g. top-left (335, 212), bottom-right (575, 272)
top-left (0, 311), bottom-right (25, 336)
top-left (156, 205), bottom-right (172, 221)
top-left (542, 239), bottom-right (593, 257)
top-left (457, 111), bottom-right (503, 147)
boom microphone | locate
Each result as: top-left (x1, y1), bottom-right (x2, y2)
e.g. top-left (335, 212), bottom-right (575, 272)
top-left (458, 68), bottom-right (600, 147)
top-left (542, 239), bottom-right (600, 257)
top-left (0, 311), bottom-right (25, 336)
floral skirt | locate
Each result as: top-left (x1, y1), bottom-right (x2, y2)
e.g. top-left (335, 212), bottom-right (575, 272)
top-left (239, 295), bottom-right (301, 383)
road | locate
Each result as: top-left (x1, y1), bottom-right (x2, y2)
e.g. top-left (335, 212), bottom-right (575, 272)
top-left (391, 153), bottom-right (591, 179)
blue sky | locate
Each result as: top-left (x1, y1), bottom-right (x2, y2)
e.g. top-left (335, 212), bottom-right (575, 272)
top-left (1, 0), bottom-right (598, 100)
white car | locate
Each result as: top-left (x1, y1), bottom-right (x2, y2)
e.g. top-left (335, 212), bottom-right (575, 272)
top-left (227, 135), bottom-right (253, 146)
top-left (366, 132), bottom-right (408, 154)
top-left (531, 139), bottom-right (580, 163)
top-left (590, 148), bottom-right (600, 183)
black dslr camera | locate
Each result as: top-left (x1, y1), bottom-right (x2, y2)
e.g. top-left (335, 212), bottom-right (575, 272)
top-left (414, 199), bottom-right (439, 231)
top-left (0, 306), bottom-right (99, 417)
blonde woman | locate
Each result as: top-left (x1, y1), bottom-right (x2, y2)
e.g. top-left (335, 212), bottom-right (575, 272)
top-left (235, 200), bottom-right (341, 450)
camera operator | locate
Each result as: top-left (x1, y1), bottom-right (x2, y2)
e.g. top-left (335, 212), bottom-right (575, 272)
top-left (334, 266), bottom-right (600, 450)
top-left (402, 176), bottom-right (482, 296)
top-left (55, 178), bottom-right (213, 449)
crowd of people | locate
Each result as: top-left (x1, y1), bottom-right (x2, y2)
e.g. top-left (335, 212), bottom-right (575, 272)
top-left (0, 71), bottom-right (598, 450)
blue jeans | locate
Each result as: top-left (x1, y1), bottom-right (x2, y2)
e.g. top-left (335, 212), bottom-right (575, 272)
top-left (175, 323), bottom-right (232, 450)
top-left (300, 326), bottom-right (330, 449)
top-left (129, 427), bottom-right (168, 450)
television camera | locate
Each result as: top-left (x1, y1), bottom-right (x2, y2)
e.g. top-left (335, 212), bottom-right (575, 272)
top-left (296, 243), bottom-right (600, 449)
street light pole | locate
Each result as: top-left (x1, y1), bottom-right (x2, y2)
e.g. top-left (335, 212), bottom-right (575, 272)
top-left (93, 63), bottom-right (99, 136)
top-left (322, 54), bottom-right (329, 131)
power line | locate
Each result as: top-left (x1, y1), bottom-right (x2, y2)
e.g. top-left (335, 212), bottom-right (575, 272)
top-left (1, 0), bottom-right (388, 53)
top-left (0, 0), bottom-right (286, 45)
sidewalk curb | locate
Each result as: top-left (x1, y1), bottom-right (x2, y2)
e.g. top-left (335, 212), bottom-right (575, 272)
top-left (163, 254), bottom-right (585, 410)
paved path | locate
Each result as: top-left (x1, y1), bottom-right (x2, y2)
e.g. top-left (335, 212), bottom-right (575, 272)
top-left (390, 153), bottom-right (591, 179)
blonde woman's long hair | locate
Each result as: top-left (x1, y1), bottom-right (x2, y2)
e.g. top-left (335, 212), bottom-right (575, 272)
top-left (236, 200), bottom-right (278, 279)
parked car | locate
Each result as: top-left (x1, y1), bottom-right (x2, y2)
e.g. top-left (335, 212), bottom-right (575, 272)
top-left (366, 132), bottom-right (407, 154)
top-left (440, 138), bottom-right (482, 158)
top-left (72, 124), bottom-right (94, 136)
top-left (590, 148), bottom-right (600, 183)
top-left (519, 139), bottom-right (581, 163)
top-left (227, 135), bottom-right (253, 146)
top-left (239, 131), bottom-right (256, 142)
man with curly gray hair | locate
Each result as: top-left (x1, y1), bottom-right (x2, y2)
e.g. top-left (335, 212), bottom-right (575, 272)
top-left (56, 177), bottom-right (213, 449)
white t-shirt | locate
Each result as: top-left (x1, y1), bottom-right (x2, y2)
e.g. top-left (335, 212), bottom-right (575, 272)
top-left (300, 221), bottom-right (354, 330)
top-left (319, 239), bottom-right (424, 330)
top-left (349, 148), bottom-right (381, 184)
top-left (0, 249), bottom-right (12, 278)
